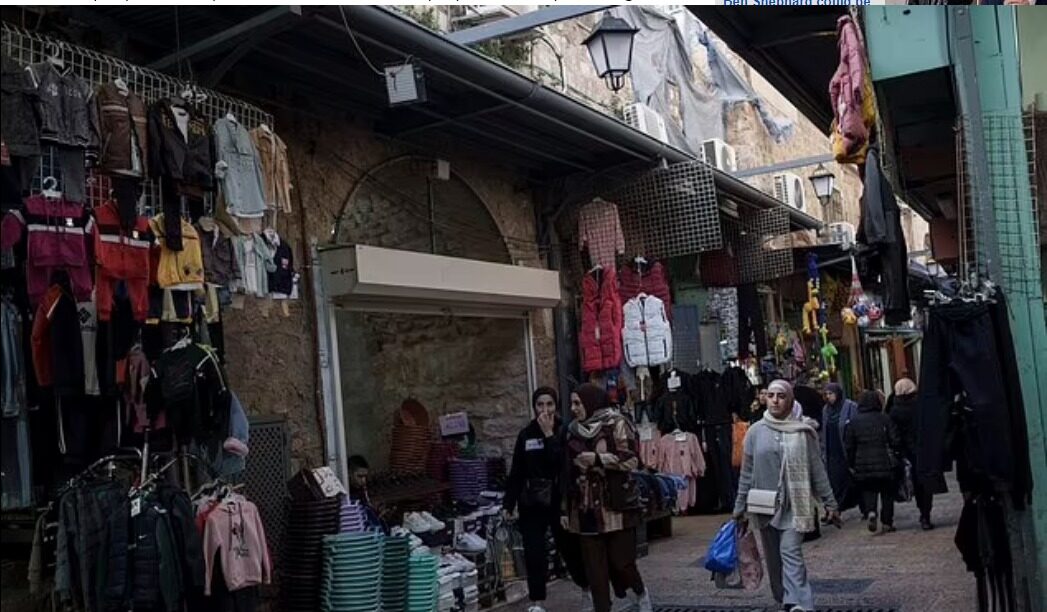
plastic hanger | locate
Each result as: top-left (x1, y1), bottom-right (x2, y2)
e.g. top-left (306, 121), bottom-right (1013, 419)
top-left (259, 123), bottom-right (273, 134)
top-left (113, 77), bottom-right (129, 94)
top-left (41, 176), bottom-right (62, 199)
top-left (46, 42), bottom-right (64, 69)
top-left (225, 110), bottom-right (237, 123)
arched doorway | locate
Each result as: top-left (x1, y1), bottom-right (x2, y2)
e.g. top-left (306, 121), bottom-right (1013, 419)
top-left (327, 156), bottom-right (534, 474)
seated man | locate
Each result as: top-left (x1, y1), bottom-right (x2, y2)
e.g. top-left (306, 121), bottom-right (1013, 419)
top-left (348, 454), bottom-right (388, 533)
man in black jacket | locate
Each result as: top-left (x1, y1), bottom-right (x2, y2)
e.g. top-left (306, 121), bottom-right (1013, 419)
top-left (846, 391), bottom-right (902, 534)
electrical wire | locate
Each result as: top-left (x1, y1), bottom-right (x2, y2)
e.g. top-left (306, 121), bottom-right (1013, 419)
top-left (337, 5), bottom-right (385, 77)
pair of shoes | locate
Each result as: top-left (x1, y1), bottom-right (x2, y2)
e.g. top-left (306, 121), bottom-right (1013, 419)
top-left (881, 524), bottom-right (897, 534)
top-left (866, 512), bottom-right (878, 533)
top-left (632, 589), bottom-right (653, 612)
top-left (455, 532), bottom-right (487, 553)
top-left (404, 511), bottom-right (445, 533)
top-left (920, 517), bottom-right (935, 531)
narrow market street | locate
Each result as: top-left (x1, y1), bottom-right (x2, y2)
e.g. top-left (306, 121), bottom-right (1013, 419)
top-left (504, 480), bottom-right (972, 612)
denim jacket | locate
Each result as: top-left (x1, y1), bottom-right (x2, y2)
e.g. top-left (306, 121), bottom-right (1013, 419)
top-left (213, 117), bottom-right (266, 219)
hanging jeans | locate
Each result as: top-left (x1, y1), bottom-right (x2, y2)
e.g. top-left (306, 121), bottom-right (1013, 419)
top-left (518, 509), bottom-right (589, 601)
top-left (916, 297), bottom-right (1031, 506)
top-left (578, 528), bottom-right (645, 612)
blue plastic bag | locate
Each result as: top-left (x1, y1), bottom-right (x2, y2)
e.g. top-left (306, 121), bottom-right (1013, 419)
top-left (704, 520), bottom-right (738, 574)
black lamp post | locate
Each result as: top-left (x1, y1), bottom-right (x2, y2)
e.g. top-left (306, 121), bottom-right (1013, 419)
top-left (583, 11), bottom-right (639, 93)
top-left (809, 163), bottom-right (837, 226)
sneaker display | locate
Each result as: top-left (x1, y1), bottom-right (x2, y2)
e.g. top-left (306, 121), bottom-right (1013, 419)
top-left (455, 532), bottom-right (487, 553)
top-left (420, 511), bottom-right (446, 531)
top-left (404, 512), bottom-right (432, 533)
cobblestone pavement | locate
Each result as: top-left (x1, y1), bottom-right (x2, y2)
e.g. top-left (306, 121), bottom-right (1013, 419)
top-left (501, 478), bottom-right (973, 611)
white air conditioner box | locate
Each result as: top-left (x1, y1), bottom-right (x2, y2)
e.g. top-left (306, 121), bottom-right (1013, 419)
top-left (319, 244), bottom-right (561, 318)
top-left (773, 172), bottom-right (806, 211)
top-left (701, 138), bottom-right (737, 172)
top-left (828, 222), bottom-right (857, 248)
top-left (624, 103), bottom-right (669, 144)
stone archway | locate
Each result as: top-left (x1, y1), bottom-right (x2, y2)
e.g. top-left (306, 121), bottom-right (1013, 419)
top-left (332, 155), bottom-right (511, 264)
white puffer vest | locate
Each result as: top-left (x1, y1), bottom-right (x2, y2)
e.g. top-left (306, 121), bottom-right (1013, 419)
top-left (622, 294), bottom-right (672, 367)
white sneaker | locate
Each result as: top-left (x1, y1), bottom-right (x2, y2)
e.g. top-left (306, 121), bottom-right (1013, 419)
top-left (527, 605), bottom-right (546, 612)
top-left (455, 533), bottom-right (487, 553)
top-left (420, 511), bottom-right (446, 531)
top-left (633, 589), bottom-right (653, 612)
top-left (404, 512), bottom-right (431, 533)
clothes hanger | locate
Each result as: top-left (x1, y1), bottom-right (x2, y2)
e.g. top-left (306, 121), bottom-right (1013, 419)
top-left (225, 109), bottom-right (237, 123)
top-left (258, 123), bottom-right (273, 134)
top-left (46, 42), bottom-right (64, 69)
top-left (41, 176), bottom-right (62, 199)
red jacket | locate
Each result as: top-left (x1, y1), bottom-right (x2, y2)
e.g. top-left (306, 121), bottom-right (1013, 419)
top-left (829, 15), bottom-right (868, 157)
top-left (579, 267), bottom-right (623, 373)
top-left (619, 261), bottom-right (672, 320)
top-left (93, 201), bottom-right (152, 321)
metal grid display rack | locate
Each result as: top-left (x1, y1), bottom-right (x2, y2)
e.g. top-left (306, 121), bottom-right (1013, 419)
top-left (0, 22), bottom-right (273, 214)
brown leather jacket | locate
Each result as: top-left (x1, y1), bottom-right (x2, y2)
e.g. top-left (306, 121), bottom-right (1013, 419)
top-left (96, 82), bottom-right (148, 177)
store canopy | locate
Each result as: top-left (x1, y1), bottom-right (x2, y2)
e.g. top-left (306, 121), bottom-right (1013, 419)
top-left (688, 6), bottom-right (848, 134)
top-left (318, 244), bottom-right (561, 318)
top-left (35, 5), bottom-right (819, 229)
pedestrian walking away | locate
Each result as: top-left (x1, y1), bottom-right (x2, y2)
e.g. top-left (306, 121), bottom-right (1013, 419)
top-left (820, 383), bottom-right (859, 515)
top-left (887, 378), bottom-right (944, 530)
top-left (845, 390), bottom-right (902, 534)
top-left (563, 383), bottom-right (653, 612)
top-left (503, 387), bottom-right (589, 612)
top-left (733, 379), bottom-right (839, 612)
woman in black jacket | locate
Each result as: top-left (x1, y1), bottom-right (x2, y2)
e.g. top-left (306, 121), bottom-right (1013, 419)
top-left (845, 391), bottom-right (902, 534)
top-left (888, 378), bottom-right (942, 530)
top-left (503, 387), bottom-right (588, 612)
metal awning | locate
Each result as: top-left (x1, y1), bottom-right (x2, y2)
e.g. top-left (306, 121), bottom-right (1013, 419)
top-left (689, 6), bottom-right (848, 134)
top-left (18, 5), bottom-right (820, 229)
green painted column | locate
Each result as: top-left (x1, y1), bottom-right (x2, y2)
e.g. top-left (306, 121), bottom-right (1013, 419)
top-left (949, 7), bottom-right (1047, 610)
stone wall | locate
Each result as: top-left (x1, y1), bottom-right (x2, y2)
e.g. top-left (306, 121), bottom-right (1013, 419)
top-left (221, 113), bottom-right (556, 472)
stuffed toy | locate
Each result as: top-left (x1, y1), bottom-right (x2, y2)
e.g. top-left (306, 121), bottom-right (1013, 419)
top-left (819, 325), bottom-right (838, 375)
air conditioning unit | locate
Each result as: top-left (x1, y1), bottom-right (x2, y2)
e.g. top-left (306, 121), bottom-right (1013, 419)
top-left (701, 138), bottom-right (737, 172)
top-left (828, 222), bottom-right (856, 248)
top-left (624, 103), bottom-right (669, 144)
top-left (451, 5), bottom-right (524, 28)
top-left (773, 172), bottom-right (806, 211)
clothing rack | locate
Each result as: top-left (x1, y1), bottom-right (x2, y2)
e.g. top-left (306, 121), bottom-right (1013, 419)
top-left (0, 21), bottom-right (273, 214)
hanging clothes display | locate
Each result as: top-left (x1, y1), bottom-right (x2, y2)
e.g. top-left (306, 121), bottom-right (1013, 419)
top-left (618, 258), bottom-right (672, 319)
top-left (150, 214), bottom-right (205, 289)
top-left (622, 293), bottom-right (672, 368)
top-left (577, 198), bottom-right (625, 268)
top-left (578, 266), bottom-right (623, 373)
top-left (93, 200), bottom-right (152, 321)
top-left (214, 116), bottom-right (267, 220)
top-left (263, 228), bottom-right (294, 297)
top-left (654, 430), bottom-right (705, 512)
top-left (2, 194), bottom-right (95, 303)
top-left (857, 147), bottom-right (910, 326)
top-left (95, 81), bottom-right (149, 178)
top-left (147, 338), bottom-right (229, 444)
top-left (249, 125), bottom-right (292, 214)
top-left (233, 233), bottom-right (276, 298)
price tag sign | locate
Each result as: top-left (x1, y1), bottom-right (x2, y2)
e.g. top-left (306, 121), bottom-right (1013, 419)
top-left (674, 432), bottom-right (689, 442)
top-left (311, 466), bottom-right (347, 498)
top-left (130, 496), bottom-right (142, 517)
top-left (639, 426), bottom-right (654, 442)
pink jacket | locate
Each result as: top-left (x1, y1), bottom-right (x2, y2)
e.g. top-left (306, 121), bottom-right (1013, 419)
top-left (655, 432), bottom-right (706, 479)
top-left (202, 497), bottom-right (272, 594)
top-left (828, 15), bottom-right (868, 156)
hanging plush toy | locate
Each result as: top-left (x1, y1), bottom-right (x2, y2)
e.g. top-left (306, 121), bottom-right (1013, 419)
top-left (819, 325), bottom-right (838, 375)
top-left (843, 255), bottom-right (865, 326)
top-left (803, 254), bottom-right (822, 336)
top-left (775, 328), bottom-right (789, 362)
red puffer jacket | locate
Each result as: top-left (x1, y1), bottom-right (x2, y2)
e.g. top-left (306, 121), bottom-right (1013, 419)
top-left (619, 260), bottom-right (672, 320)
top-left (579, 267), bottom-right (623, 373)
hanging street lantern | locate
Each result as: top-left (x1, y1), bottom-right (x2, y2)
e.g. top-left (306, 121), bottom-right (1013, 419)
top-left (809, 163), bottom-right (837, 207)
top-left (583, 11), bottom-right (639, 93)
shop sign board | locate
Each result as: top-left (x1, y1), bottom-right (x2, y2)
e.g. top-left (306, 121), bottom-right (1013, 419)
top-left (439, 412), bottom-right (470, 437)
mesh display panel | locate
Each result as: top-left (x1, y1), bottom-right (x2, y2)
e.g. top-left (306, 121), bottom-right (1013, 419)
top-left (611, 161), bottom-right (722, 259)
top-left (1, 23), bottom-right (273, 215)
top-left (737, 207), bottom-right (794, 283)
top-left (243, 417), bottom-right (290, 570)
top-left (671, 304), bottom-right (701, 374)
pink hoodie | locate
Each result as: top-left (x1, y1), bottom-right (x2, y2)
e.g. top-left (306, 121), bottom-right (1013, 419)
top-left (202, 497), bottom-right (272, 594)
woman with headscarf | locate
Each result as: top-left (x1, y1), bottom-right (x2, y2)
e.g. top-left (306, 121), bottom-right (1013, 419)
top-left (820, 383), bottom-right (859, 513)
top-left (562, 384), bottom-right (652, 612)
top-left (887, 378), bottom-right (939, 530)
top-left (503, 387), bottom-right (589, 612)
top-left (845, 390), bottom-right (902, 534)
top-left (733, 380), bottom-right (838, 612)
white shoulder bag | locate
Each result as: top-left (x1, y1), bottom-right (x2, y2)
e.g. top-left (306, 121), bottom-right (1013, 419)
top-left (746, 450), bottom-right (787, 515)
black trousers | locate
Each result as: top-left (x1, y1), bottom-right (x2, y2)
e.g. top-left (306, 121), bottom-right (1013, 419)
top-left (914, 477), bottom-right (934, 520)
top-left (917, 298), bottom-right (1031, 505)
top-left (859, 478), bottom-right (895, 527)
top-left (579, 528), bottom-right (644, 612)
top-left (519, 509), bottom-right (588, 601)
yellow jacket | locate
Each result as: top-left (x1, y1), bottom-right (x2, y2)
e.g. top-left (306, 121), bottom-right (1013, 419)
top-left (149, 214), bottom-right (205, 288)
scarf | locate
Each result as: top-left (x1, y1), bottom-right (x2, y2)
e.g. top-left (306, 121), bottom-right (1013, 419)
top-left (762, 410), bottom-right (818, 533)
top-left (569, 408), bottom-right (619, 440)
